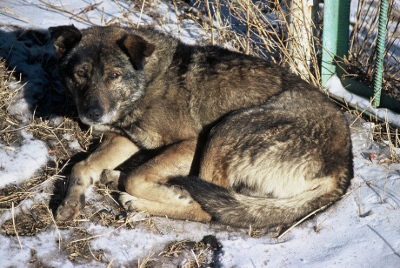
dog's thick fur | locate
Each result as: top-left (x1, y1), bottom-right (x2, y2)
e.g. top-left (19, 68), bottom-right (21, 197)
top-left (49, 25), bottom-right (353, 229)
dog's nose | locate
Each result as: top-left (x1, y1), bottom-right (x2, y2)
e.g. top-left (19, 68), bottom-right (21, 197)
top-left (86, 107), bottom-right (103, 122)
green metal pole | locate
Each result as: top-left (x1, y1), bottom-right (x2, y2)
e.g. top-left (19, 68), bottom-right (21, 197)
top-left (321, 0), bottom-right (400, 116)
top-left (321, 0), bottom-right (351, 88)
top-left (373, 0), bottom-right (390, 107)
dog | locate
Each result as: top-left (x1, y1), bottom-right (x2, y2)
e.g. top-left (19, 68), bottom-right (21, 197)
top-left (49, 25), bottom-right (353, 229)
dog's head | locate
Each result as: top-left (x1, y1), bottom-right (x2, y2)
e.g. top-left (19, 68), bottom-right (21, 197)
top-left (49, 25), bottom-right (155, 126)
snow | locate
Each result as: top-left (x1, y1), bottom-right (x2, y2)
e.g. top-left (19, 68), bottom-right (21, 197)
top-left (326, 74), bottom-right (400, 128)
top-left (0, 130), bottom-right (49, 188)
top-left (0, 0), bottom-right (399, 267)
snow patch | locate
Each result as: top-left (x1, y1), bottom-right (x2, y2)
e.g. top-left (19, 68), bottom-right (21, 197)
top-left (0, 131), bottom-right (49, 188)
top-left (326, 73), bottom-right (400, 128)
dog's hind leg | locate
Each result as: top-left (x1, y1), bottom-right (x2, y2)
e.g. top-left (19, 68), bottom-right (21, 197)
top-left (119, 192), bottom-right (211, 222)
top-left (101, 138), bottom-right (212, 222)
top-left (57, 133), bottom-right (139, 221)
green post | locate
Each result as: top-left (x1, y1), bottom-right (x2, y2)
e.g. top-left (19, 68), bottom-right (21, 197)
top-left (321, 0), bottom-right (400, 114)
top-left (321, 0), bottom-right (351, 88)
top-left (373, 0), bottom-right (389, 107)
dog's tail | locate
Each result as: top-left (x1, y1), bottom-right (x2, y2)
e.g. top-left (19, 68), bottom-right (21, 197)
top-left (170, 176), bottom-right (345, 229)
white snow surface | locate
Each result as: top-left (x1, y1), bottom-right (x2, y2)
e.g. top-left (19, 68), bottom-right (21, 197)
top-left (326, 74), bottom-right (400, 128)
top-left (0, 130), bottom-right (49, 188)
top-left (0, 0), bottom-right (399, 267)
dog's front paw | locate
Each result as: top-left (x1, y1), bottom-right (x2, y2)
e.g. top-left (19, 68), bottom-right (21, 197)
top-left (100, 169), bottom-right (126, 190)
top-left (56, 194), bottom-right (85, 221)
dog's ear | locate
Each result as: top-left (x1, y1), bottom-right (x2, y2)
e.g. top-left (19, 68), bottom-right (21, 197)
top-left (118, 35), bottom-right (155, 70)
top-left (49, 25), bottom-right (82, 59)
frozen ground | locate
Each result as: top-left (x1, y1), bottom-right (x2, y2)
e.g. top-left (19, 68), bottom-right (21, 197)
top-left (0, 0), bottom-right (399, 267)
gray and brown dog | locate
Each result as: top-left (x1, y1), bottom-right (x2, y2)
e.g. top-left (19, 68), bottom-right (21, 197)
top-left (49, 25), bottom-right (353, 229)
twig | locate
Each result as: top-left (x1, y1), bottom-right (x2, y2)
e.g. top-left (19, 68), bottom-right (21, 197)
top-left (358, 183), bottom-right (362, 216)
top-left (113, 0), bottom-right (135, 27)
top-left (50, 129), bottom-right (70, 158)
top-left (277, 203), bottom-right (329, 240)
top-left (205, 0), bottom-right (214, 45)
top-left (101, 7), bottom-right (105, 25)
top-left (245, 0), bottom-right (250, 55)
top-left (137, 0), bottom-right (146, 29)
top-left (382, 173), bottom-right (388, 203)
top-left (315, 178), bottom-right (378, 232)
top-left (138, 251), bottom-right (155, 268)
top-left (45, 203), bottom-right (62, 252)
top-left (172, 0), bottom-right (181, 40)
top-left (75, 2), bottom-right (103, 16)
top-left (102, 188), bottom-right (121, 207)
top-left (70, 211), bottom-right (147, 244)
top-left (88, 241), bottom-right (103, 262)
top-left (1, 124), bottom-right (29, 133)
top-left (11, 202), bottom-right (23, 249)
top-left (191, 249), bottom-right (200, 267)
top-left (106, 259), bottom-right (115, 268)
top-left (279, 175), bottom-right (380, 239)
top-left (38, 0), bottom-right (97, 26)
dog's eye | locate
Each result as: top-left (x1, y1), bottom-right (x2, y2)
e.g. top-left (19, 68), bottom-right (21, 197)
top-left (76, 69), bottom-right (87, 78)
top-left (110, 73), bottom-right (120, 79)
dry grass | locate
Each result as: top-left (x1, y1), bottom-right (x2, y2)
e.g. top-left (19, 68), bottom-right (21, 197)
top-left (0, 59), bottom-right (22, 145)
top-left (158, 235), bottom-right (222, 267)
top-left (2, 203), bottom-right (53, 236)
top-left (190, 0), bottom-right (322, 86)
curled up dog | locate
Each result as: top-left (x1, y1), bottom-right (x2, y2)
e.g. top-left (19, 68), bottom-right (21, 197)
top-left (49, 25), bottom-right (353, 229)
